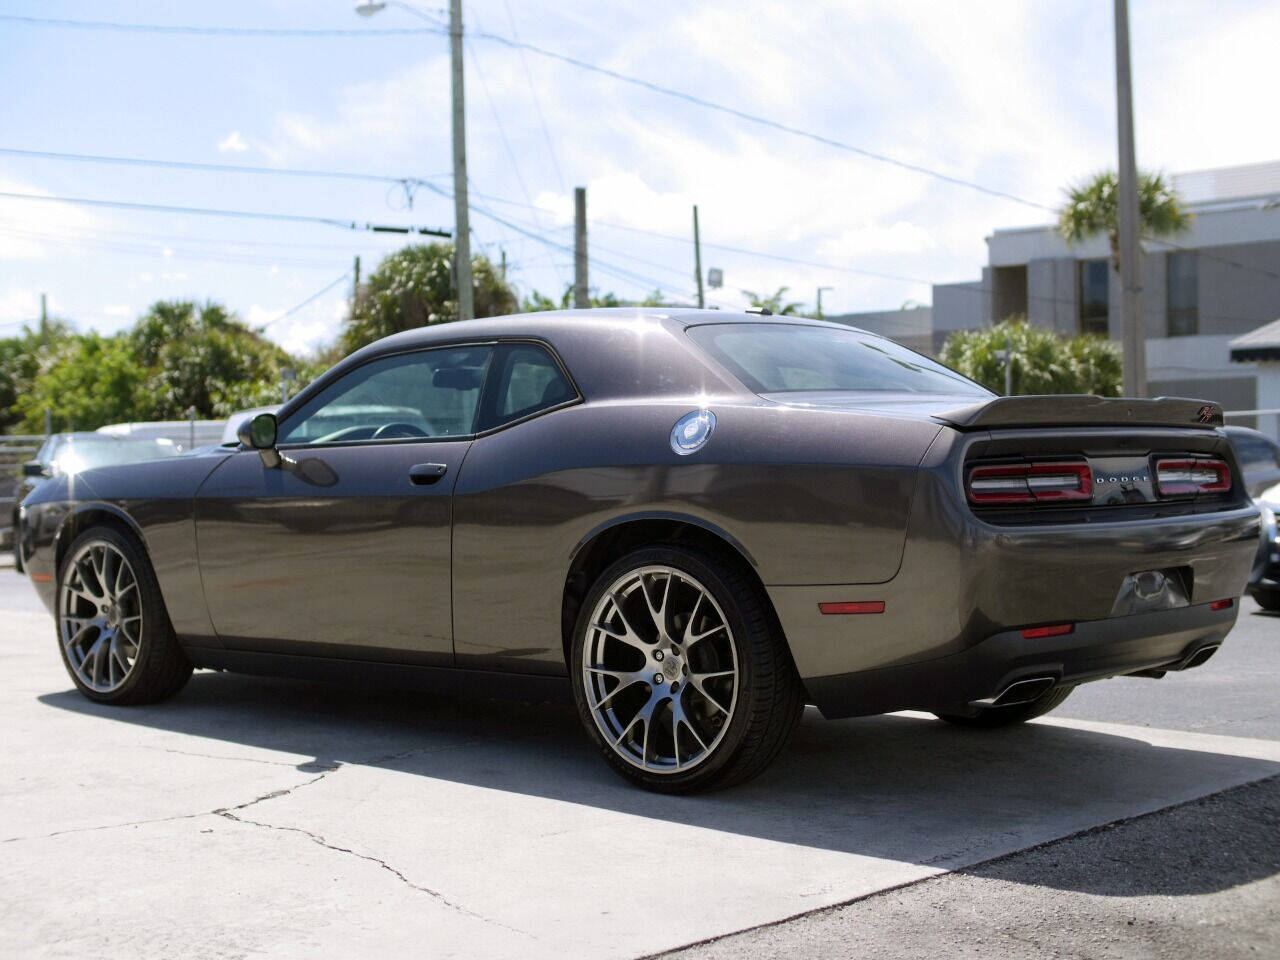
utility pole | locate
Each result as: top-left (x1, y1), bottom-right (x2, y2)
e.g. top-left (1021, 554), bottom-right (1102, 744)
top-left (351, 255), bottom-right (361, 314)
top-left (692, 205), bottom-right (705, 309)
top-left (574, 186), bottom-right (589, 308)
top-left (39, 292), bottom-right (48, 339)
top-left (1005, 332), bottom-right (1014, 397)
top-left (816, 286), bottom-right (833, 320)
top-left (1114, 0), bottom-right (1146, 397)
top-left (500, 247), bottom-right (507, 282)
top-left (449, 0), bottom-right (474, 322)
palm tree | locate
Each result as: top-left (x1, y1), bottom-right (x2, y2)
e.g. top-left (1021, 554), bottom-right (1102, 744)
top-left (741, 286), bottom-right (805, 316)
top-left (1057, 170), bottom-right (1191, 270)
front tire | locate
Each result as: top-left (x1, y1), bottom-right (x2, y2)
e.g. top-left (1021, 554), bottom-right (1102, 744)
top-left (56, 526), bottom-right (193, 705)
top-left (935, 684), bottom-right (1075, 728)
top-left (570, 545), bottom-right (804, 793)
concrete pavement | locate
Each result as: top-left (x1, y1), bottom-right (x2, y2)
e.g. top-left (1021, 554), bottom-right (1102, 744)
top-left (1, 566), bottom-right (1277, 958)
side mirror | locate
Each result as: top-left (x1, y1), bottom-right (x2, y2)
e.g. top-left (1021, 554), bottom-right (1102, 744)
top-left (238, 413), bottom-right (283, 468)
top-left (22, 460), bottom-right (47, 478)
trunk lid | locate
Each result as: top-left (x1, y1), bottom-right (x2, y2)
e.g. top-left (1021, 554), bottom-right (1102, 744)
top-left (936, 394), bottom-right (1224, 431)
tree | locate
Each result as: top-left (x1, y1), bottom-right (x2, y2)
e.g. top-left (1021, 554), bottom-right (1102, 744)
top-left (15, 332), bottom-right (152, 432)
top-left (0, 319), bottom-right (72, 433)
top-left (940, 317), bottom-right (1122, 397)
top-left (519, 285), bottom-right (631, 312)
top-left (341, 243), bottom-right (517, 353)
top-left (1057, 170), bottom-right (1191, 269)
top-left (742, 286), bottom-right (805, 316)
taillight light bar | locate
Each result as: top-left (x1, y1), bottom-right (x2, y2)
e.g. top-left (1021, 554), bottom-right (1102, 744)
top-left (1153, 458), bottom-right (1231, 496)
top-left (967, 461), bottom-right (1093, 505)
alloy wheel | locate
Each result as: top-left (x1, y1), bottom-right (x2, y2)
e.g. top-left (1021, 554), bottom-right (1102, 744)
top-left (60, 540), bottom-right (144, 693)
top-left (582, 565), bottom-right (740, 773)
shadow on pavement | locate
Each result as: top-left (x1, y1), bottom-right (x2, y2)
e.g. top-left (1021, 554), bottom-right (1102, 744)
top-left (38, 669), bottom-right (1280, 898)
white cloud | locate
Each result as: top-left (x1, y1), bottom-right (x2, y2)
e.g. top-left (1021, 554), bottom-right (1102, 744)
top-left (249, 298), bottom-right (346, 356)
top-left (819, 222), bottom-right (937, 259)
top-left (101, 304), bottom-right (133, 318)
top-left (217, 130), bottom-right (250, 153)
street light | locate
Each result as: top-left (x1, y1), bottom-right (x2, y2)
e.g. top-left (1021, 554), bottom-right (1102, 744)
top-left (353, 1), bottom-right (474, 322)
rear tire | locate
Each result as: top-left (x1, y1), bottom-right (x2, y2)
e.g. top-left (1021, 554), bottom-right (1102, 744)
top-left (570, 545), bottom-right (804, 793)
top-left (935, 684), bottom-right (1075, 728)
top-left (56, 525), bottom-right (193, 705)
top-left (1249, 588), bottom-right (1280, 612)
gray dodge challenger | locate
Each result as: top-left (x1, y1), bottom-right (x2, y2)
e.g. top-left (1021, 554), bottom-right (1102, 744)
top-left (18, 310), bottom-right (1261, 791)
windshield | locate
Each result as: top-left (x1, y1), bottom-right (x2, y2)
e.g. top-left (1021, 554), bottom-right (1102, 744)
top-left (52, 438), bottom-right (182, 475)
top-left (688, 323), bottom-right (990, 396)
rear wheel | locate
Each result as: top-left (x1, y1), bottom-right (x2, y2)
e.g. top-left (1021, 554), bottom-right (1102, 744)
top-left (570, 545), bottom-right (804, 793)
top-left (935, 684), bottom-right (1075, 728)
top-left (56, 526), bottom-right (192, 705)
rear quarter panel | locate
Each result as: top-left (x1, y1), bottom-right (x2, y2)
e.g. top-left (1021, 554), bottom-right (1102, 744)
top-left (451, 398), bottom-right (941, 672)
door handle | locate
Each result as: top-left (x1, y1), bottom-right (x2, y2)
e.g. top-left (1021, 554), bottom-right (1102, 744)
top-left (409, 463), bottom-right (448, 485)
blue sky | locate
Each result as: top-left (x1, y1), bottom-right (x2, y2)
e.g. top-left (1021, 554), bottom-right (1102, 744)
top-left (2, 0), bottom-right (1277, 355)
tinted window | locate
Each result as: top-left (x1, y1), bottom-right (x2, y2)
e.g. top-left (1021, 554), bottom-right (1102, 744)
top-left (687, 323), bottom-right (988, 396)
top-left (1167, 251), bottom-right (1198, 337)
top-left (1078, 259), bottom-right (1109, 336)
top-left (477, 343), bottom-right (576, 431)
top-left (279, 345), bottom-right (491, 445)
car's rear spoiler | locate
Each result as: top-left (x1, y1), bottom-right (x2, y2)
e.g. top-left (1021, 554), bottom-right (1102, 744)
top-left (934, 395), bottom-right (1224, 431)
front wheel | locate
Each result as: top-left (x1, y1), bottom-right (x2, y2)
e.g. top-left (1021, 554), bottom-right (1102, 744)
top-left (935, 684), bottom-right (1075, 729)
top-left (570, 545), bottom-right (804, 793)
top-left (56, 526), bottom-right (193, 705)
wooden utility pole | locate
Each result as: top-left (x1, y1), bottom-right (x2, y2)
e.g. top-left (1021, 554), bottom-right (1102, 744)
top-left (1114, 0), bottom-right (1146, 397)
top-left (352, 255), bottom-right (361, 314)
top-left (574, 186), bottom-right (589, 308)
top-left (693, 205), bottom-right (705, 309)
top-left (449, 0), bottom-right (474, 322)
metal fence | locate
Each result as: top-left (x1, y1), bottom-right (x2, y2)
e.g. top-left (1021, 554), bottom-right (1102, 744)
top-left (1, 435), bottom-right (42, 547)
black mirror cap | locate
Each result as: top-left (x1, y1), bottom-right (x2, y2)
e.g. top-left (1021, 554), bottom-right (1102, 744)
top-left (238, 412), bottom-right (278, 450)
top-left (21, 460), bottom-right (47, 478)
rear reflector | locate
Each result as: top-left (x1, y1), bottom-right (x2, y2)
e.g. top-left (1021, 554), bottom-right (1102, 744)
top-left (967, 461), bottom-right (1092, 505)
top-left (1209, 598), bottom-right (1234, 611)
top-left (819, 601), bottom-right (885, 615)
top-left (1154, 457), bottom-right (1231, 496)
top-left (1021, 623), bottom-right (1074, 639)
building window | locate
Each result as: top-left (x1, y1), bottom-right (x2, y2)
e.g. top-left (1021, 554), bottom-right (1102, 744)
top-left (1167, 251), bottom-right (1198, 336)
top-left (1078, 259), bottom-right (1109, 336)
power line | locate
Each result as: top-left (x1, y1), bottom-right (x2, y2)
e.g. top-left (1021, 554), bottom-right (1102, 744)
top-left (500, 0), bottom-right (566, 194)
top-left (0, 190), bottom-right (450, 236)
top-left (0, 14), bottom-right (440, 37)
top-left (1, 14), bottom-right (1050, 211)
top-left (0, 147), bottom-right (451, 192)
top-left (259, 273), bottom-right (352, 329)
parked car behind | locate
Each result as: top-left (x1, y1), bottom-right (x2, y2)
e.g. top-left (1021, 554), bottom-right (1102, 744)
top-left (1223, 425), bottom-right (1280, 498)
top-left (1248, 480), bottom-right (1280, 611)
top-left (13, 432), bottom-right (183, 571)
top-left (98, 419), bottom-right (226, 450)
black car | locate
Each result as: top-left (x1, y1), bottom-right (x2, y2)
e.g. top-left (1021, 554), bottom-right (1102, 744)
top-left (1223, 425), bottom-right (1280, 498)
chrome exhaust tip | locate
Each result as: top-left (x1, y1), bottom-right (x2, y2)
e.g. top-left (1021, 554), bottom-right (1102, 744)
top-left (971, 675), bottom-right (1056, 708)
top-left (1178, 643), bottom-right (1221, 671)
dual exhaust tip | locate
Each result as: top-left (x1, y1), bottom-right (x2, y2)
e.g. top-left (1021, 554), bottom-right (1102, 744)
top-left (973, 641), bottom-right (1222, 706)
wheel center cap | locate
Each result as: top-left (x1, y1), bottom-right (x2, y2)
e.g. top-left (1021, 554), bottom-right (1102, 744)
top-left (106, 605), bottom-right (120, 627)
top-left (662, 655), bottom-right (682, 682)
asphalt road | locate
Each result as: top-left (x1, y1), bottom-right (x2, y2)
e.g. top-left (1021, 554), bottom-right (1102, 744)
top-left (1, 558), bottom-right (1277, 959)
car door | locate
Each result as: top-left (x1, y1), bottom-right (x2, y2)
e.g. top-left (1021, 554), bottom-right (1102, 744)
top-left (195, 343), bottom-right (492, 665)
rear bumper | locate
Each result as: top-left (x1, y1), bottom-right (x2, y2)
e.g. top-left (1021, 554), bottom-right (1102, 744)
top-left (804, 600), bottom-right (1236, 719)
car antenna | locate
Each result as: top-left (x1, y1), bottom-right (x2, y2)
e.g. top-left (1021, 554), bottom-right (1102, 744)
top-left (744, 307), bottom-right (773, 316)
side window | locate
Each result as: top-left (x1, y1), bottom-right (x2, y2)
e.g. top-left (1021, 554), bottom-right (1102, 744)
top-left (278, 345), bottom-right (491, 445)
top-left (477, 343), bottom-right (576, 431)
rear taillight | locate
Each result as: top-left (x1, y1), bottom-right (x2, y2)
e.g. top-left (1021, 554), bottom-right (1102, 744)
top-left (1153, 457), bottom-right (1231, 496)
top-left (967, 461), bottom-right (1093, 505)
